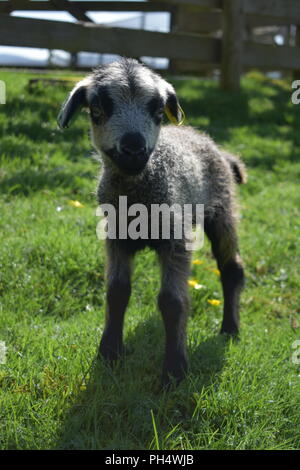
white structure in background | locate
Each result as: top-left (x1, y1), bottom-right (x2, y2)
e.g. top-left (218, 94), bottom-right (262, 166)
top-left (0, 10), bottom-right (170, 69)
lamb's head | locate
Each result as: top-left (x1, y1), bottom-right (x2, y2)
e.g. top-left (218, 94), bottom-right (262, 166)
top-left (58, 58), bottom-right (184, 175)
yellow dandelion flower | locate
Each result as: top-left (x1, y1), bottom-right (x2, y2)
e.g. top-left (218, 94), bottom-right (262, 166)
top-left (192, 259), bottom-right (203, 265)
top-left (206, 267), bottom-right (221, 276)
top-left (68, 200), bottom-right (84, 208)
top-left (212, 268), bottom-right (221, 276)
top-left (207, 299), bottom-right (221, 306)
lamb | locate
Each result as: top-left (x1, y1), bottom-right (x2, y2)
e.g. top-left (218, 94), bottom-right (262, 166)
top-left (58, 58), bottom-right (246, 387)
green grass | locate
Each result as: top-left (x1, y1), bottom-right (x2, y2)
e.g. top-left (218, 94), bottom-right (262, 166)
top-left (0, 68), bottom-right (300, 450)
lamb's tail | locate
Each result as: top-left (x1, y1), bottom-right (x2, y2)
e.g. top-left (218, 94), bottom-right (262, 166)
top-left (223, 151), bottom-right (247, 185)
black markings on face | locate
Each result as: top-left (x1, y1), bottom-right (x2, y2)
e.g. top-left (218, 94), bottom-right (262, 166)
top-left (99, 87), bottom-right (114, 119)
top-left (90, 100), bottom-right (102, 125)
top-left (166, 93), bottom-right (179, 122)
top-left (90, 86), bottom-right (114, 124)
top-left (148, 95), bottom-right (164, 125)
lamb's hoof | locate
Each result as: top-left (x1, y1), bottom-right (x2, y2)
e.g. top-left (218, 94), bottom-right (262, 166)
top-left (220, 324), bottom-right (240, 340)
top-left (99, 336), bottom-right (124, 365)
top-left (161, 355), bottom-right (188, 390)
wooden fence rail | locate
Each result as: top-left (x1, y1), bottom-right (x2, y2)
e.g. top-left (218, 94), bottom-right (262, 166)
top-left (0, 15), bottom-right (220, 63)
top-left (0, 0), bottom-right (300, 90)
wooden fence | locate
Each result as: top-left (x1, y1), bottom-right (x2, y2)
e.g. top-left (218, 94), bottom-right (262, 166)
top-left (0, 0), bottom-right (300, 90)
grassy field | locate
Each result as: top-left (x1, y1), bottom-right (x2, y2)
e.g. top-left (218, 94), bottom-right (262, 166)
top-left (0, 68), bottom-right (300, 450)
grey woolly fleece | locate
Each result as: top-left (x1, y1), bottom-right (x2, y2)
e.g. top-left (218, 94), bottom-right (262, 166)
top-left (97, 124), bottom-right (246, 222)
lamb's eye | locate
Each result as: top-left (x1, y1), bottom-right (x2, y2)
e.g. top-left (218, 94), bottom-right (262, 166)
top-left (91, 106), bottom-right (102, 118)
top-left (90, 105), bottom-right (105, 124)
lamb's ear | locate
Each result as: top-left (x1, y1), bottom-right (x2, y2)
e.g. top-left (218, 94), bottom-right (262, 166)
top-left (57, 77), bottom-right (91, 129)
top-left (164, 92), bottom-right (185, 126)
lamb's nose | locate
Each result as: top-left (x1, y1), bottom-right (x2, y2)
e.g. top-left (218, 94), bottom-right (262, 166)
top-left (120, 133), bottom-right (147, 156)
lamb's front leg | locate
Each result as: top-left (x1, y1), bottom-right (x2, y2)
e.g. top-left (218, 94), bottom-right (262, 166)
top-left (157, 245), bottom-right (191, 387)
top-left (99, 240), bottom-right (133, 363)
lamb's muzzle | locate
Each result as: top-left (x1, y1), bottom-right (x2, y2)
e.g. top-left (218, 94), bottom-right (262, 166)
top-left (58, 58), bottom-right (246, 388)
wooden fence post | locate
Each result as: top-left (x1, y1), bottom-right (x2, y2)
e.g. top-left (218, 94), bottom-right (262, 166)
top-left (220, 0), bottom-right (245, 91)
top-left (169, 4), bottom-right (219, 75)
top-left (293, 25), bottom-right (300, 81)
top-left (169, 4), bottom-right (180, 74)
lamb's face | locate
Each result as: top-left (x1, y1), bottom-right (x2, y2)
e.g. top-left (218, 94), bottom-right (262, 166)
top-left (89, 81), bottom-right (165, 175)
top-left (58, 59), bottom-right (183, 175)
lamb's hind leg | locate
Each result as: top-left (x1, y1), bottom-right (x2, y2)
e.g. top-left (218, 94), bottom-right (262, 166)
top-left (157, 244), bottom-right (191, 386)
top-left (99, 240), bottom-right (133, 363)
top-left (205, 211), bottom-right (245, 335)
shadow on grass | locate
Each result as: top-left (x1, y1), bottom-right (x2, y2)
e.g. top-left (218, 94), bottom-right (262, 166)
top-left (56, 315), bottom-right (231, 450)
top-left (0, 91), bottom-right (90, 160)
top-left (3, 89), bottom-right (80, 136)
top-left (0, 167), bottom-right (79, 196)
top-left (172, 75), bottom-right (300, 168)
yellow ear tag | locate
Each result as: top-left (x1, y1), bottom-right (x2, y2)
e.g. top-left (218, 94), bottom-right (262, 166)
top-left (165, 104), bottom-right (185, 126)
